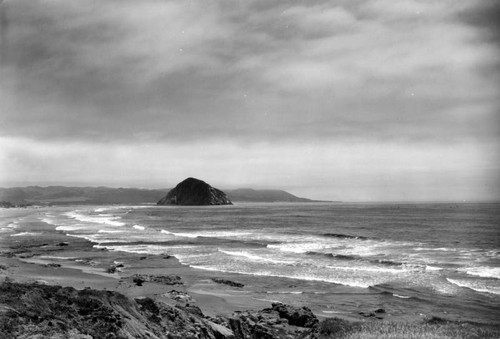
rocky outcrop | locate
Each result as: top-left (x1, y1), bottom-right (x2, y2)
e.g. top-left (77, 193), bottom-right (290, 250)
top-left (0, 282), bottom-right (232, 339)
top-left (211, 278), bottom-right (244, 288)
top-left (131, 274), bottom-right (183, 286)
top-left (0, 282), bottom-right (322, 339)
top-left (223, 303), bottom-right (319, 339)
top-left (157, 178), bottom-right (232, 206)
top-left (165, 290), bottom-right (193, 303)
top-left (265, 303), bottom-right (319, 328)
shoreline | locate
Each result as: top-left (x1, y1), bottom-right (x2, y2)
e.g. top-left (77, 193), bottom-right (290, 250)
top-left (2, 206), bottom-right (500, 338)
top-left (0, 207), bottom-right (289, 318)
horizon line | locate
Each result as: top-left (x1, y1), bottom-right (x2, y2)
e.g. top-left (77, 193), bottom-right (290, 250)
top-left (0, 184), bottom-right (499, 204)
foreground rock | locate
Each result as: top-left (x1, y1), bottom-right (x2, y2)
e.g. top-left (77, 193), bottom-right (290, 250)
top-left (131, 274), bottom-right (183, 286)
top-left (267, 302), bottom-right (318, 328)
top-left (0, 282), bottom-right (322, 339)
top-left (157, 177), bottom-right (232, 206)
top-left (211, 278), bottom-right (244, 288)
top-left (224, 303), bottom-right (319, 339)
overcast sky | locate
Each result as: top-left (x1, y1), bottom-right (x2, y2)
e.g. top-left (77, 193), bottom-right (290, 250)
top-left (1, 0), bottom-right (499, 201)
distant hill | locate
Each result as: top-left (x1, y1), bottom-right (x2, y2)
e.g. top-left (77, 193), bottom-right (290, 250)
top-left (226, 188), bottom-right (314, 203)
top-left (0, 186), bottom-right (318, 206)
top-left (0, 186), bottom-right (168, 205)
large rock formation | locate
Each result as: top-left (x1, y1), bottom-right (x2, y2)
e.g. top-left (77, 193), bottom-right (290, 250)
top-left (157, 177), bottom-right (232, 206)
top-left (0, 282), bottom-right (321, 339)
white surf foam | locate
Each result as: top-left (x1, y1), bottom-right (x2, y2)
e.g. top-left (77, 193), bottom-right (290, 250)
top-left (414, 247), bottom-right (458, 252)
top-left (219, 249), bottom-right (263, 260)
top-left (218, 249), bottom-right (294, 265)
top-left (11, 232), bottom-right (42, 237)
top-left (65, 211), bottom-right (125, 227)
top-left (94, 206), bottom-right (149, 212)
top-left (161, 229), bottom-right (251, 238)
top-left (97, 229), bottom-right (124, 233)
top-left (461, 267), bottom-right (500, 280)
top-left (161, 229), bottom-right (199, 238)
top-left (267, 242), bottom-right (330, 253)
top-left (267, 238), bottom-right (394, 258)
top-left (38, 255), bottom-right (76, 260)
top-left (1, 222), bottom-right (18, 233)
top-left (325, 265), bottom-right (404, 274)
top-left (190, 264), bottom-right (373, 288)
top-left (425, 265), bottom-right (443, 271)
top-left (6, 222), bottom-right (18, 229)
top-left (40, 218), bottom-right (57, 225)
top-left (447, 278), bottom-right (500, 295)
top-left (56, 225), bottom-right (91, 231)
top-left (169, 231), bottom-right (199, 238)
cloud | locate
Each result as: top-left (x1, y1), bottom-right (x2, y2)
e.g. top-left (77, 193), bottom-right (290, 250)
top-left (456, 0), bottom-right (500, 46)
top-left (0, 0), bottom-right (237, 140)
top-left (256, 2), bottom-right (496, 89)
top-left (1, 136), bottom-right (498, 201)
top-left (1, 0), bottom-right (498, 145)
top-left (0, 0), bottom-right (499, 201)
top-left (1, 0), bottom-right (232, 80)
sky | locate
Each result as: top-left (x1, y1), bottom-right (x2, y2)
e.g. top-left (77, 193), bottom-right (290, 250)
top-left (0, 0), bottom-right (499, 201)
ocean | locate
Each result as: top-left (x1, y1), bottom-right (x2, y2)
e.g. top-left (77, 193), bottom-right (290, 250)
top-left (37, 202), bottom-right (500, 323)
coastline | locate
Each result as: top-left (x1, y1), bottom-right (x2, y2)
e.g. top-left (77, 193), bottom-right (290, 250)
top-left (0, 207), bottom-right (392, 322)
top-left (2, 206), bottom-right (500, 338)
top-left (1, 207), bottom-right (299, 318)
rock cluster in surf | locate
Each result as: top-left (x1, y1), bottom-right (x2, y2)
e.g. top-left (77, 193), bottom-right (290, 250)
top-left (157, 177), bottom-right (232, 206)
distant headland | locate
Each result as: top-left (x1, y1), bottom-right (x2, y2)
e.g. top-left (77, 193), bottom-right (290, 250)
top-left (0, 181), bottom-right (324, 206)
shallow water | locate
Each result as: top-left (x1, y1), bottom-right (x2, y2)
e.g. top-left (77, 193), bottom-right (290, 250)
top-left (30, 202), bottom-right (500, 323)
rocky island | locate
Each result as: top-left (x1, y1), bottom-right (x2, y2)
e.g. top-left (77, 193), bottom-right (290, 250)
top-left (157, 177), bottom-right (232, 206)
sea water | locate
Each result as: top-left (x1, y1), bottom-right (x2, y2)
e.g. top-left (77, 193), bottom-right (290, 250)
top-left (38, 202), bottom-right (500, 323)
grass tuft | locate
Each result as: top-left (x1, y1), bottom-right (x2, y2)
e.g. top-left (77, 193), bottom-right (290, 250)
top-left (317, 318), bottom-right (500, 339)
top-left (319, 317), bottom-right (357, 338)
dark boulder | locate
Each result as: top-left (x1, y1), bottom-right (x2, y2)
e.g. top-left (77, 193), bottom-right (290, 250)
top-left (211, 278), bottom-right (244, 288)
top-left (266, 303), bottom-right (318, 328)
top-left (157, 177), bottom-right (232, 206)
top-left (131, 274), bottom-right (183, 286)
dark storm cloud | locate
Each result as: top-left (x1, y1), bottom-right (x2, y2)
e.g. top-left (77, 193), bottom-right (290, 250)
top-left (457, 0), bottom-right (500, 46)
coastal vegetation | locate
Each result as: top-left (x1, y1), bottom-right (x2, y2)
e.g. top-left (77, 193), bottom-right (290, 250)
top-left (319, 317), bottom-right (500, 339)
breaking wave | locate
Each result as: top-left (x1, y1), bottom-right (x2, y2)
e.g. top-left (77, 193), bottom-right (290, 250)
top-left (322, 233), bottom-right (368, 240)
